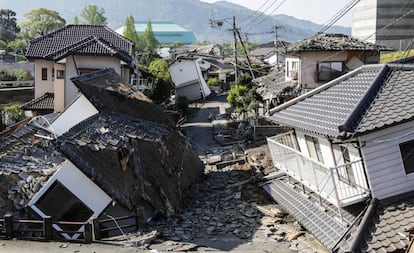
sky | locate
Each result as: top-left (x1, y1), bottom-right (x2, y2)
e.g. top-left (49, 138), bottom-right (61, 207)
top-left (200, 0), bottom-right (353, 27)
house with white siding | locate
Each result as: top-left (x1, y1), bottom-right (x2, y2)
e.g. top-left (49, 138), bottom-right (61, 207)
top-left (24, 25), bottom-right (135, 113)
top-left (264, 63), bottom-right (414, 253)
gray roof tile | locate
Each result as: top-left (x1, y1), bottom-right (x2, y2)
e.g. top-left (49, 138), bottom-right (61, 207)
top-left (287, 33), bottom-right (393, 53)
top-left (269, 64), bottom-right (414, 138)
top-left (26, 25), bottom-right (134, 64)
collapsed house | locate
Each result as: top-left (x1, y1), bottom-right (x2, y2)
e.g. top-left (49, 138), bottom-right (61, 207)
top-left (0, 68), bottom-right (203, 239)
top-left (264, 63), bottom-right (414, 252)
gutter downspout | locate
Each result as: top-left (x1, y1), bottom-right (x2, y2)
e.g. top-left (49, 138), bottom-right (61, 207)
top-left (345, 198), bottom-right (377, 253)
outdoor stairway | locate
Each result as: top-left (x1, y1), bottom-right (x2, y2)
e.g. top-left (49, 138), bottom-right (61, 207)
top-left (263, 177), bottom-right (346, 250)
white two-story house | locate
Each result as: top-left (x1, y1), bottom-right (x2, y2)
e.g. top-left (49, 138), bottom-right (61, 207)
top-left (265, 63), bottom-right (414, 253)
top-left (24, 25), bottom-right (135, 113)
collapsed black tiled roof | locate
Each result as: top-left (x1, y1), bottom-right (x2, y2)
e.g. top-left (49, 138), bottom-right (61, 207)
top-left (25, 25), bottom-right (134, 64)
top-left (21, 93), bottom-right (54, 112)
top-left (0, 119), bottom-right (65, 213)
top-left (71, 68), bottom-right (173, 125)
top-left (59, 68), bottom-right (203, 214)
top-left (287, 33), bottom-right (393, 53)
top-left (268, 64), bottom-right (414, 139)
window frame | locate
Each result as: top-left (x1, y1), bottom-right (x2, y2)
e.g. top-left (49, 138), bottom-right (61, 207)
top-left (317, 61), bottom-right (344, 81)
top-left (56, 70), bottom-right (65, 79)
top-left (305, 135), bottom-right (324, 163)
top-left (399, 139), bottom-right (414, 174)
top-left (41, 68), bottom-right (48, 81)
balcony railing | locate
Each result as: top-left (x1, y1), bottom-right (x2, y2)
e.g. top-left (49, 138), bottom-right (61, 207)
top-left (267, 131), bottom-right (369, 208)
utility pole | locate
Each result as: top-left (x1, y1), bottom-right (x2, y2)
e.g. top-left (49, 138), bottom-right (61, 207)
top-left (232, 16), bottom-right (238, 82)
top-left (273, 24), bottom-right (284, 70)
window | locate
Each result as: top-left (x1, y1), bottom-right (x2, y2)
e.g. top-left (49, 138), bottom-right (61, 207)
top-left (337, 146), bottom-right (355, 184)
top-left (305, 135), bottom-right (324, 163)
top-left (399, 139), bottom-right (414, 174)
top-left (52, 68), bottom-right (55, 81)
top-left (317, 61), bottom-right (343, 81)
top-left (41, 68), bottom-right (48, 80)
top-left (56, 70), bottom-right (65, 79)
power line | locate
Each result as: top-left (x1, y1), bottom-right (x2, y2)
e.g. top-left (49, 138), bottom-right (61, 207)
top-left (239, 0), bottom-right (275, 25)
top-left (243, 0), bottom-right (287, 34)
top-left (319, 0), bottom-right (361, 34)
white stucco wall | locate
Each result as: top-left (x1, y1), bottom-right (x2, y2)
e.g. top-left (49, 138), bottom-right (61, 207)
top-left (295, 130), bottom-right (336, 167)
top-left (34, 59), bottom-right (55, 98)
top-left (64, 55), bottom-right (123, 107)
top-left (29, 159), bottom-right (112, 239)
top-left (50, 95), bottom-right (98, 136)
top-left (53, 63), bottom-right (66, 112)
top-left (169, 59), bottom-right (199, 86)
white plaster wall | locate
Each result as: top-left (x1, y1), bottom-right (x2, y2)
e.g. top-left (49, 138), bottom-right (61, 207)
top-left (50, 95), bottom-right (98, 136)
top-left (29, 159), bottom-right (112, 238)
top-left (53, 63), bottom-right (66, 112)
top-left (169, 60), bottom-right (199, 86)
top-left (34, 60), bottom-right (54, 97)
top-left (295, 130), bottom-right (335, 167)
top-left (64, 55), bottom-right (122, 107)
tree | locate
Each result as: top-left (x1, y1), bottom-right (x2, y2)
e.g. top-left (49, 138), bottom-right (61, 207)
top-left (8, 39), bottom-right (28, 55)
top-left (80, 5), bottom-right (107, 25)
top-left (147, 59), bottom-right (173, 103)
top-left (0, 9), bottom-right (20, 42)
top-left (20, 8), bottom-right (66, 38)
top-left (73, 15), bottom-right (79, 25)
top-left (227, 84), bottom-right (259, 118)
top-left (142, 20), bottom-right (159, 51)
top-left (123, 15), bottom-right (139, 44)
top-left (3, 104), bottom-right (25, 124)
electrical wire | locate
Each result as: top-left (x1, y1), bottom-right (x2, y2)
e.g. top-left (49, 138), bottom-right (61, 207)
top-left (239, 0), bottom-right (275, 25)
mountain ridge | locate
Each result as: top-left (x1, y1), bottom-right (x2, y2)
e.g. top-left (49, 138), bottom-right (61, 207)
top-left (0, 0), bottom-right (351, 43)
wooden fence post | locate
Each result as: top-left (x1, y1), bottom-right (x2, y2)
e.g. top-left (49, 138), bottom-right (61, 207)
top-left (4, 214), bottom-right (13, 239)
top-left (43, 216), bottom-right (52, 240)
top-left (84, 221), bottom-right (92, 244)
top-left (91, 217), bottom-right (101, 241)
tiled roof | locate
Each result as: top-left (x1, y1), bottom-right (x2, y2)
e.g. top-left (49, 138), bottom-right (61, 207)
top-left (357, 68), bottom-right (414, 133)
top-left (362, 196), bottom-right (414, 253)
top-left (268, 64), bottom-right (414, 138)
top-left (335, 193), bottom-right (414, 253)
top-left (71, 68), bottom-right (173, 125)
top-left (26, 25), bottom-right (134, 64)
top-left (203, 58), bottom-right (233, 69)
top-left (0, 119), bottom-right (65, 213)
top-left (21, 93), bottom-right (54, 112)
top-left (287, 33), bottom-right (393, 53)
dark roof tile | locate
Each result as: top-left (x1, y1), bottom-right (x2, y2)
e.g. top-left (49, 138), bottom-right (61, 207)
top-left (26, 25), bottom-right (134, 64)
top-left (268, 64), bottom-right (414, 138)
top-left (21, 93), bottom-right (54, 112)
top-left (287, 33), bottom-right (393, 53)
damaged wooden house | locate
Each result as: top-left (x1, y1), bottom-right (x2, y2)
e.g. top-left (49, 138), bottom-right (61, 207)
top-left (264, 63), bottom-right (414, 253)
top-left (0, 68), bottom-right (203, 240)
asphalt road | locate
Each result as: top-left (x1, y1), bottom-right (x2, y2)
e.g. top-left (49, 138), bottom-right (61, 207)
top-left (181, 93), bottom-right (230, 155)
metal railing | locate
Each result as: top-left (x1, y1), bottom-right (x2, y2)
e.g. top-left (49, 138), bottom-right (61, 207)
top-left (267, 131), bottom-right (369, 208)
top-left (0, 80), bottom-right (34, 88)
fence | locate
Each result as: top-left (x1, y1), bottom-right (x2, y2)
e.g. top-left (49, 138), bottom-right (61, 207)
top-left (0, 213), bottom-right (140, 243)
top-left (0, 80), bottom-right (34, 88)
top-left (267, 131), bottom-right (369, 208)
